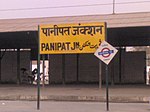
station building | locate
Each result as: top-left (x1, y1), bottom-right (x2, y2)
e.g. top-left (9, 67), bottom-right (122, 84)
top-left (0, 12), bottom-right (150, 85)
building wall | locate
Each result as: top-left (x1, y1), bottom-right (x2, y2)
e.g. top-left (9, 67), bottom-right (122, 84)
top-left (0, 50), bottom-right (145, 84)
top-left (1, 51), bottom-right (30, 83)
top-left (49, 55), bottom-right (63, 84)
top-left (49, 54), bottom-right (99, 84)
top-left (1, 51), bottom-right (17, 83)
top-left (103, 51), bottom-right (146, 84)
top-left (121, 52), bottom-right (146, 83)
top-left (78, 54), bottom-right (99, 83)
top-left (20, 51), bottom-right (31, 83)
top-left (65, 54), bottom-right (77, 83)
top-left (49, 51), bottom-right (146, 84)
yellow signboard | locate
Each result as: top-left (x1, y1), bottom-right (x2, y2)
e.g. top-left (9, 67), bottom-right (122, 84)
top-left (39, 22), bottom-right (106, 54)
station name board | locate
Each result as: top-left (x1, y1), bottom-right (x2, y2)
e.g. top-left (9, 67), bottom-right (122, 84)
top-left (39, 22), bottom-right (106, 54)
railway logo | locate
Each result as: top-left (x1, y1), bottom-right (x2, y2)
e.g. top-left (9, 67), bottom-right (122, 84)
top-left (98, 48), bottom-right (114, 58)
top-left (94, 41), bottom-right (118, 65)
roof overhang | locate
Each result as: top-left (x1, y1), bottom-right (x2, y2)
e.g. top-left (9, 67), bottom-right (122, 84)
top-left (0, 12), bottom-right (149, 49)
top-left (0, 12), bottom-right (150, 32)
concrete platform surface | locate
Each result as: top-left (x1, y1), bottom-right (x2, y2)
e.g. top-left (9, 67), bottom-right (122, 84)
top-left (0, 84), bottom-right (150, 103)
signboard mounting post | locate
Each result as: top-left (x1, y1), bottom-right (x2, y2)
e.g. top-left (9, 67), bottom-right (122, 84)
top-left (37, 25), bottom-right (41, 110)
top-left (94, 27), bottom-right (118, 111)
top-left (38, 22), bottom-right (106, 110)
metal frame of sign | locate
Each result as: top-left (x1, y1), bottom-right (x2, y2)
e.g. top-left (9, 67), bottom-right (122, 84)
top-left (37, 22), bottom-right (109, 111)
